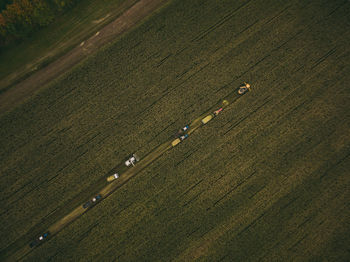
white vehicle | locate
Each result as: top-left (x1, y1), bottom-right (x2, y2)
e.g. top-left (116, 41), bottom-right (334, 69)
top-left (112, 173), bottom-right (119, 179)
top-left (179, 134), bottom-right (189, 141)
top-left (125, 153), bottom-right (140, 167)
top-left (178, 125), bottom-right (189, 133)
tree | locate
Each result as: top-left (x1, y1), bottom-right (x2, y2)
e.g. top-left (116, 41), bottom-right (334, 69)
top-left (0, 0), bottom-right (77, 47)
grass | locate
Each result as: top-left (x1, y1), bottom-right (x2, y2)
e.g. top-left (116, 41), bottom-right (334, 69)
top-left (0, 0), bottom-right (349, 261)
top-left (0, 0), bottom-right (136, 91)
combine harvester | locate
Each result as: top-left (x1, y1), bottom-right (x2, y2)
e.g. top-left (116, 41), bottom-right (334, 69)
top-left (125, 153), bottom-right (140, 167)
top-left (238, 82), bottom-right (251, 95)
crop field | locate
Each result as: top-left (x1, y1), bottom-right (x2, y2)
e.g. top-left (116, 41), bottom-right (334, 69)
top-left (0, 0), bottom-right (349, 261)
top-left (0, 0), bottom-right (135, 91)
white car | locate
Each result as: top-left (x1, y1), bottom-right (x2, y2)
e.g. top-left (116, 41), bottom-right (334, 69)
top-left (125, 154), bottom-right (140, 167)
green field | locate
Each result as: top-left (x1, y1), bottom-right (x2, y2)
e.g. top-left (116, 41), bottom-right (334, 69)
top-left (0, 0), bottom-right (134, 91)
top-left (1, 0), bottom-right (349, 261)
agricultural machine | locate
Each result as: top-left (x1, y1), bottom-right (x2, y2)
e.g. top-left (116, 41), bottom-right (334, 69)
top-left (125, 153), bottom-right (139, 167)
top-left (238, 82), bottom-right (251, 95)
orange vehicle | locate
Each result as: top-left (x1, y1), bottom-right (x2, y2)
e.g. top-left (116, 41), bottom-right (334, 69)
top-left (238, 82), bottom-right (251, 95)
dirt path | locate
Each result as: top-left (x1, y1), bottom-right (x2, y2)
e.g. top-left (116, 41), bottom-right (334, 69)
top-left (0, 0), bottom-right (169, 115)
top-left (4, 87), bottom-right (243, 261)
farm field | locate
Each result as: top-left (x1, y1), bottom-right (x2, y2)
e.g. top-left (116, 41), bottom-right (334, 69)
top-left (0, 0), bottom-right (135, 92)
top-left (0, 0), bottom-right (349, 261)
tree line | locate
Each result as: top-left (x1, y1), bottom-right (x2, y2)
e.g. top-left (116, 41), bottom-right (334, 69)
top-left (0, 0), bottom-right (78, 48)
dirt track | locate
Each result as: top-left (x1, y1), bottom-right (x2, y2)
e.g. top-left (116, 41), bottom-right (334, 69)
top-left (0, 0), bottom-right (169, 115)
top-left (6, 88), bottom-right (240, 261)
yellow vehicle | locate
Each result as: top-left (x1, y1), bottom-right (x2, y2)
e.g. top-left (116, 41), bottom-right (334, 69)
top-left (201, 114), bottom-right (213, 124)
top-left (171, 138), bottom-right (181, 147)
top-left (107, 173), bottom-right (119, 182)
top-left (171, 134), bottom-right (189, 147)
top-left (201, 107), bottom-right (223, 125)
top-left (238, 82), bottom-right (251, 95)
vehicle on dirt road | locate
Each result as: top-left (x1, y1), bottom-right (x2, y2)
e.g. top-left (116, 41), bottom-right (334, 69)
top-left (179, 134), bottom-right (189, 141)
top-left (125, 153), bottom-right (140, 167)
top-left (83, 194), bottom-right (102, 209)
top-left (201, 106), bottom-right (224, 125)
top-left (29, 232), bottom-right (50, 248)
top-left (171, 134), bottom-right (189, 147)
top-left (107, 173), bottom-right (119, 182)
top-left (201, 114), bottom-right (214, 124)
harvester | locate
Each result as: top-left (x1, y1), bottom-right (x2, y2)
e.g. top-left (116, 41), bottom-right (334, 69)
top-left (238, 82), bottom-right (251, 95)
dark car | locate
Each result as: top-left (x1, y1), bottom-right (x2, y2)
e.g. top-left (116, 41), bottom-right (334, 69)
top-left (83, 194), bottom-right (102, 209)
top-left (29, 232), bottom-right (50, 248)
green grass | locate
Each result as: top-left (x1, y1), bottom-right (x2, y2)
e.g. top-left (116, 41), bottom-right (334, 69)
top-left (0, 0), bottom-right (349, 261)
top-left (0, 0), bottom-right (136, 91)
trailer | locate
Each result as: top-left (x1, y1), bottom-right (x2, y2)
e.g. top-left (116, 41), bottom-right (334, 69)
top-left (171, 134), bottom-right (189, 147)
top-left (107, 173), bottom-right (119, 182)
top-left (201, 114), bottom-right (214, 124)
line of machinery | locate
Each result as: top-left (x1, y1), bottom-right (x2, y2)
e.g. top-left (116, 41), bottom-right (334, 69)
top-left (28, 82), bottom-right (251, 248)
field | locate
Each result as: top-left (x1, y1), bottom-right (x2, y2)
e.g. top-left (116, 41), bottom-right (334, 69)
top-left (0, 0), bottom-right (135, 91)
top-left (0, 0), bottom-right (349, 261)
